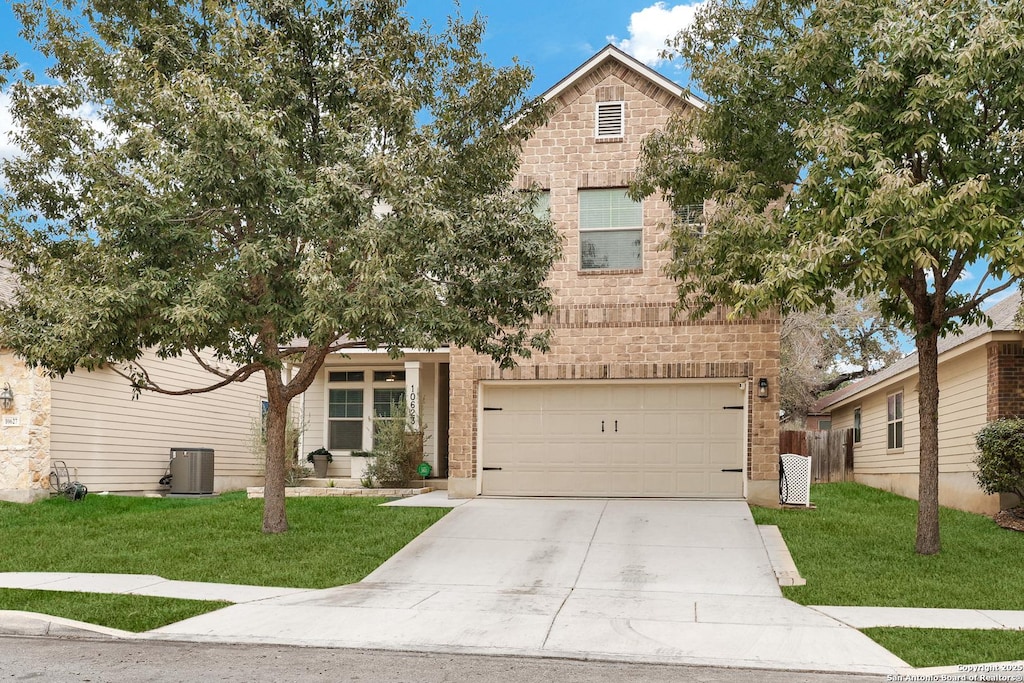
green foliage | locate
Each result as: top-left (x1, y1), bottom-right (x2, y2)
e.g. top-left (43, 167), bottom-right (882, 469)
top-left (974, 419), bottom-right (1024, 500)
top-left (0, 0), bottom-right (560, 530)
top-left (749, 483), bottom-right (1024, 609)
top-left (635, 0), bottom-right (1024, 554)
top-left (0, 492), bottom-right (447, 588)
top-left (633, 0), bottom-right (1024, 326)
top-left (364, 401), bottom-right (424, 488)
top-left (305, 447), bottom-right (332, 464)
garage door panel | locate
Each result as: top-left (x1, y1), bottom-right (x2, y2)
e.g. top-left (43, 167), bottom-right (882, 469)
top-left (640, 442), bottom-right (674, 466)
top-left (481, 383), bottom-right (745, 498)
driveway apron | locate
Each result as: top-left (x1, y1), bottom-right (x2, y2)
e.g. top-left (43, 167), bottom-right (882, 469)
top-left (151, 498), bottom-right (906, 674)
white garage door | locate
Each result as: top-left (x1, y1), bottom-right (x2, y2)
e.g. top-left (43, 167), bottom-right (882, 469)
top-left (480, 382), bottom-right (746, 497)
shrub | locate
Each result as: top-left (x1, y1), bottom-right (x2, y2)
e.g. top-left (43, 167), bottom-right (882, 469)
top-left (365, 401), bottom-right (424, 488)
top-left (974, 419), bottom-right (1024, 500)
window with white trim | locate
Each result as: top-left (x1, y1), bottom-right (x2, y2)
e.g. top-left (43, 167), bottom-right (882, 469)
top-left (595, 101), bottom-right (625, 139)
top-left (675, 202), bottom-right (705, 235)
top-left (325, 369), bottom-right (406, 452)
top-left (853, 407), bottom-right (862, 444)
top-left (328, 388), bottom-right (364, 450)
top-left (887, 392), bottom-right (903, 450)
top-left (579, 188), bottom-right (642, 270)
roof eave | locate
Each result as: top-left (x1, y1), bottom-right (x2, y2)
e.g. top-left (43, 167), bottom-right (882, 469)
top-left (538, 44), bottom-right (705, 111)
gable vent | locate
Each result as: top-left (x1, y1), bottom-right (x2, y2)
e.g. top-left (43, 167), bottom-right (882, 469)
top-left (595, 101), bottom-right (625, 139)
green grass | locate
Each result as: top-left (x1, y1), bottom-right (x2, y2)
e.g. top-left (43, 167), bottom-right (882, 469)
top-left (862, 628), bottom-right (1024, 668)
top-left (0, 588), bottom-right (228, 632)
top-left (0, 491), bottom-right (447, 588)
top-left (0, 491), bottom-right (446, 631)
top-left (750, 482), bottom-right (1024, 609)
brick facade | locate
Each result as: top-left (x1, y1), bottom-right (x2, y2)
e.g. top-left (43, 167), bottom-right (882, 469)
top-left (987, 341), bottom-right (1024, 420)
top-left (447, 48), bottom-right (781, 496)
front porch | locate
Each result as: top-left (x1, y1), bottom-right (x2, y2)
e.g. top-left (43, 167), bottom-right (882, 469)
top-left (295, 346), bottom-right (451, 483)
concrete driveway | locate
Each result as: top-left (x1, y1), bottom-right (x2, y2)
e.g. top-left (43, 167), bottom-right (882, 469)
top-left (153, 498), bottom-right (906, 674)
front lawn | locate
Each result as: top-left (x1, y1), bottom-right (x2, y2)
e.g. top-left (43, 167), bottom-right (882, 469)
top-left (0, 491), bottom-right (446, 630)
top-left (751, 482), bottom-right (1024, 667)
top-left (862, 628), bottom-right (1024, 669)
top-left (750, 482), bottom-right (1024, 609)
top-left (0, 589), bottom-right (229, 632)
top-left (0, 492), bottom-right (447, 588)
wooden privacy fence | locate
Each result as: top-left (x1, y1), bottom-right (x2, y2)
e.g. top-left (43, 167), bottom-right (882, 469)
top-left (779, 428), bottom-right (854, 482)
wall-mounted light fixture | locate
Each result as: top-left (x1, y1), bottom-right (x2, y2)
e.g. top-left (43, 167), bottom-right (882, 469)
top-left (757, 378), bottom-right (769, 399)
top-left (385, 371), bottom-right (398, 383)
top-left (0, 383), bottom-right (13, 411)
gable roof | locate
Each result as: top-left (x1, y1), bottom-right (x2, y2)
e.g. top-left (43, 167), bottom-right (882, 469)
top-left (539, 44), bottom-right (705, 110)
top-left (813, 291), bottom-right (1023, 412)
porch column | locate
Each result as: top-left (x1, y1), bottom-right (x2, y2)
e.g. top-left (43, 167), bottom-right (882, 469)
top-left (404, 361), bottom-right (421, 430)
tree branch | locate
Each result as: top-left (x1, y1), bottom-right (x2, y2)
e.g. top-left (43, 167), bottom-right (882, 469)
top-left (110, 359), bottom-right (262, 396)
top-left (946, 279), bottom-right (1018, 320)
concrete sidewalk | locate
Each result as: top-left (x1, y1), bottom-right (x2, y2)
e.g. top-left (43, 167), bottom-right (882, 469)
top-left (1, 495), bottom-right (1021, 676)
top-left (3, 571), bottom-right (1022, 632)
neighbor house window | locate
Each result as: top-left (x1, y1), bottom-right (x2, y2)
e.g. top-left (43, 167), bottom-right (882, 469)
top-left (818, 419), bottom-right (831, 430)
top-left (328, 389), bottom-right (364, 450)
top-left (887, 392), bottom-right (903, 450)
top-left (595, 101), bottom-right (625, 139)
top-left (853, 407), bottom-right (862, 444)
top-left (579, 188), bottom-right (642, 270)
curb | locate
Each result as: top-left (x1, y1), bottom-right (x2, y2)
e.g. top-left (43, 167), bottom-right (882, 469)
top-left (0, 610), bottom-right (137, 639)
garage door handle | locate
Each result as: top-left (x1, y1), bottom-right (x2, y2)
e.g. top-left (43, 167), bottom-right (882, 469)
top-left (483, 467), bottom-right (503, 471)
top-left (723, 405), bottom-right (744, 410)
top-left (484, 407), bottom-right (503, 411)
top-left (721, 468), bottom-right (742, 473)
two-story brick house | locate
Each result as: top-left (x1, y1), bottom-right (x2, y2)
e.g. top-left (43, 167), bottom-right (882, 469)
top-left (297, 45), bottom-right (781, 503)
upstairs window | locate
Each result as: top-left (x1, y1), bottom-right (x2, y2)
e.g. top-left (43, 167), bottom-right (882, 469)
top-left (675, 202), bottom-right (705, 235)
top-left (595, 101), bottom-right (625, 139)
top-left (579, 189), bottom-right (642, 270)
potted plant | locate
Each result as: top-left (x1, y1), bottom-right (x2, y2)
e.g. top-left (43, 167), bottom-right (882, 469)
top-left (306, 447), bottom-right (332, 478)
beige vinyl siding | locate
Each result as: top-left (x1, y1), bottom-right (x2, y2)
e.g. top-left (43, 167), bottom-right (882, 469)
top-left (49, 351), bottom-right (265, 492)
top-left (832, 347), bottom-right (988, 476)
top-left (935, 350), bottom-right (988, 471)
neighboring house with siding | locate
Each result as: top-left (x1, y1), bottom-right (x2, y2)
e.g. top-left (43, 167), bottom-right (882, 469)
top-left (0, 262), bottom-right (266, 503)
top-left (296, 45), bottom-right (782, 504)
top-left (811, 292), bottom-right (1023, 515)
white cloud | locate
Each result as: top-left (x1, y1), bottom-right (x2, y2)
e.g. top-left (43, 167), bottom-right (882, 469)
top-left (0, 90), bottom-right (21, 163)
top-left (608, 2), bottom-right (707, 67)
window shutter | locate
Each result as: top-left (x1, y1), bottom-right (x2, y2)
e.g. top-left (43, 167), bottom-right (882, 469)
top-left (595, 101), bottom-right (625, 139)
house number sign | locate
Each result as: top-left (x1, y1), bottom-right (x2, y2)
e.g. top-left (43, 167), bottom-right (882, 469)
top-left (408, 385), bottom-right (418, 427)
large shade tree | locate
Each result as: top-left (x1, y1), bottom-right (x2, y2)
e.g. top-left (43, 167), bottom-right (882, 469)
top-left (633, 0), bottom-right (1024, 554)
top-left (781, 291), bottom-right (902, 423)
top-left (0, 0), bottom-right (560, 532)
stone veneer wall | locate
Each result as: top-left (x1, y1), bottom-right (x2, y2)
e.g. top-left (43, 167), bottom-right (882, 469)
top-left (0, 350), bottom-right (51, 502)
top-left (987, 341), bottom-right (1024, 420)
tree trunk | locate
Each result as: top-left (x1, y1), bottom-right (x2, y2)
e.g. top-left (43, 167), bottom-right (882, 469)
top-left (262, 391), bottom-right (290, 534)
top-left (915, 328), bottom-right (941, 555)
